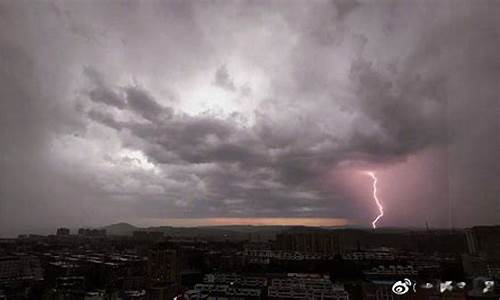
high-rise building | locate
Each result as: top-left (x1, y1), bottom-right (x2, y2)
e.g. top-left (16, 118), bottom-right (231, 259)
top-left (276, 231), bottom-right (342, 254)
top-left (147, 247), bottom-right (180, 287)
top-left (147, 246), bottom-right (180, 300)
top-left (56, 227), bottom-right (70, 236)
top-left (466, 225), bottom-right (500, 258)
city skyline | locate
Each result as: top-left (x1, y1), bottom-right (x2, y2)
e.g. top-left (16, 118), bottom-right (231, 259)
top-left (1, 0), bottom-right (500, 237)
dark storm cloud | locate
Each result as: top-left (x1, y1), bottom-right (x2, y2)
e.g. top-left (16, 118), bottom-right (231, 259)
top-left (88, 87), bottom-right (126, 110)
top-left (79, 70), bottom-right (349, 217)
top-left (347, 58), bottom-right (447, 157)
top-left (80, 66), bottom-right (428, 220)
top-left (85, 84), bottom-right (255, 166)
top-left (87, 109), bottom-right (122, 131)
top-left (84, 68), bottom-right (126, 109)
top-left (0, 5), bottom-right (107, 235)
top-left (84, 68), bottom-right (173, 121)
top-left (1, 0), bottom-right (499, 235)
top-left (125, 87), bottom-right (173, 122)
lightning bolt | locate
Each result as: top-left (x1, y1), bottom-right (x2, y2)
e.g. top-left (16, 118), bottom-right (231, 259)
top-left (366, 171), bottom-right (384, 229)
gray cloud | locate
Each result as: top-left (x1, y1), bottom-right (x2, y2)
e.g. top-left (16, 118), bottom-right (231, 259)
top-left (87, 109), bottom-right (122, 130)
top-left (84, 67), bottom-right (126, 109)
top-left (125, 87), bottom-right (173, 122)
top-left (213, 65), bottom-right (236, 92)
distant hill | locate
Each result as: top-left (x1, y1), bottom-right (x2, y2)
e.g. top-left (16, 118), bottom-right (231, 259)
top-left (101, 222), bottom-right (435, 239)
top-left (102, 222), bottom-right (293, 239)
top-left (140, 225), bottom-right (285, 241)
top-left (103, 222), bottom-right (139, 236)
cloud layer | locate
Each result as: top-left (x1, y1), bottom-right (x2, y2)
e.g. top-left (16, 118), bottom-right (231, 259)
top-left (0, 0), bottom-right (498, 235)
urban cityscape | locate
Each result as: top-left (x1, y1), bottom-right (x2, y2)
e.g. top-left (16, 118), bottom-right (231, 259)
top-left (1, 224), bottom-right (499, 299)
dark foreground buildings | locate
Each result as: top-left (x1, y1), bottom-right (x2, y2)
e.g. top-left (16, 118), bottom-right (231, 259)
top-left (0, 225), bottom-right (499, 299)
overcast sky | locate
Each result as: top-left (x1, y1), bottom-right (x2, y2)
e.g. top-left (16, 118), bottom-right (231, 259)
top-left (0, 0), bottom-right (499, 236)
